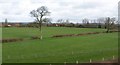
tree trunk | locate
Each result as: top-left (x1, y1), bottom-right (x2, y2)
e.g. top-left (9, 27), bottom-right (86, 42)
top-left (39, 16), bottom-right (43, 40)
top-left (38, 22), bottom-right (42, 40)
top-left (106, 17), bottom-right (110, 33)
top-left (38, 21), bottom-right (42, 39)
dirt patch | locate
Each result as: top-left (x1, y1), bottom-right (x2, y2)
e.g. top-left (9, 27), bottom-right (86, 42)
top-left (52, 31), bottom-right (119, 38)
top-left (52, 32), bottom-right (101, 38)
top-left (52, 34), bottom-right (75, 37)
top-left (1, 36), bottom-right (40, 43)
top-left (31, 36), bottom-right (40, 40)
top-left (1, 38), bottom-right (23, 43)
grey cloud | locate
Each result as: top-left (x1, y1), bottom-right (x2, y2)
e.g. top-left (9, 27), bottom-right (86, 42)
top-left (30, 0), bottom-right (45, 3)
top-left (2, 11), bottom-right (22, 15)
top-left (72, 2), bottom-right (102, 10)
top-left (0, 0), bottom-right (21, 3)
top-left (0, 0), bottom-right (118, 22)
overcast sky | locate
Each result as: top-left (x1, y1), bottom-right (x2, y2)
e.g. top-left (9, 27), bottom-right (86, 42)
top-left (0, 0), bottom-right (119, 23)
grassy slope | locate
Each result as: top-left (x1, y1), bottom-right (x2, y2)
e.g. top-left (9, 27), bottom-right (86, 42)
top-left (2, 31), bottom-right (118, 63)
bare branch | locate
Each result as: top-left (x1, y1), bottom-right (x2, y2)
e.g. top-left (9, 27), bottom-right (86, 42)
top-left (30, 10), bottom-right (38, 17)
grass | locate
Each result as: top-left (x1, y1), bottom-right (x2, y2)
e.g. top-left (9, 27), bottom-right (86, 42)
top-left (2, 27), bottom-right (118, 63)
top-left (2, 27), bottom-right (106, 39)
top-left (0, 44), bottom-right (2, 64)
top-left (0, 28), bottom-right (2, 64)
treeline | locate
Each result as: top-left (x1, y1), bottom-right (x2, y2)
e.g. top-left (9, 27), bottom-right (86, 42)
top-left (25, 17), bottom-right (119, 29)
top-left (2, 17), bottom-right (119, 30)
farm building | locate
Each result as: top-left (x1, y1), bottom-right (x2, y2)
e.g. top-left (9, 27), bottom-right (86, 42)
top-left (2, 22), bottom-right (21, 27)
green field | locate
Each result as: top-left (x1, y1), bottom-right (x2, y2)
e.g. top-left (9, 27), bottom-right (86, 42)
top-left (2, 27), bottom-right (106, 39)
top-left (0, 28), bottom-right (2, 64)
top-left (2, 27), bottom-right (118, 63)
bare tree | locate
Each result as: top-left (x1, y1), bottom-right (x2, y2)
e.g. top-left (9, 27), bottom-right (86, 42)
top-left (82, 18), bottom-right (89, 24)
top-left (104, 17), bottom-right (117, 33)
top-left (30, 6), bottom-right (50, 39)
top-left (43, 18), bottom-right (52, 23)
top-left (43, 18), bottom-right (52, 26)
top-left (62, 19), bottom-right (70, 24)
top-left (97, 18), bottom-right (105, 28)
top-left (110, 17), bottom-right (116, 24)
top-left (65, 19), bottom-right (69, 24)
top-left (57, 19), bottom-right (63, 23)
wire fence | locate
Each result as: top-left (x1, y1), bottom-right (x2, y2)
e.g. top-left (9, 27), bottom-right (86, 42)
top-left (4, 54), bottom-right (117, 63)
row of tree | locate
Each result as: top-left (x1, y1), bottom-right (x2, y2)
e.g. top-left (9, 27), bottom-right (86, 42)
top-left (29, 6), bottom-right (118, 40)
top-left (82, 17), bottom-right (117, 24)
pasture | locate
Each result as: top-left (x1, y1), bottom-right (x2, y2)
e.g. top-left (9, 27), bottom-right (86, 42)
top-left (0, 44), bottom-right (1, 64)
top-left (2, 27), bottom-right (118, 63)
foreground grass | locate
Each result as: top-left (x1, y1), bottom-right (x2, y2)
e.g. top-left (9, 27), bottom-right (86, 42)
top-left (0, 43), bottom-right (2, 64)
top-left (2, 32), bottom-right (118, 63)
top-left (0, 28), bottom-right (2, 64)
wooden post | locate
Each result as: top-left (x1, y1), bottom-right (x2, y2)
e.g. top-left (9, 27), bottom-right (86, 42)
top-left (76, 61), bottom-right (78, 64)
top-left (113, 56), bottom-right (115, 60)
top-left (102, 57), bottom-right (105, 61)
top-left (90, 59), bottom-right (92, 63)
top-left (64, 62), bottom-right (66, 65)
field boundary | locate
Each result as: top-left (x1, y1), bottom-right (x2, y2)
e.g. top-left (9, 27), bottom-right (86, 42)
top-left (52, 30), bottom-right (119, 38)
top-left (1, 38), bottom-right (23, 43)
top-left (1, 30), bottom-right (119, 43)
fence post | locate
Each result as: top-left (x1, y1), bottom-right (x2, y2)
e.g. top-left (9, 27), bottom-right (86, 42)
top-left (76, 61), bottom-right (78, 64)
top-left (102, 57), bottom-right (105, 61)
top-left (64, 62), bottom-right (66, 65)
top-left (113, 56), bottom-right (115, 60)
top-left (90, 59), bottom-right (92, 63)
